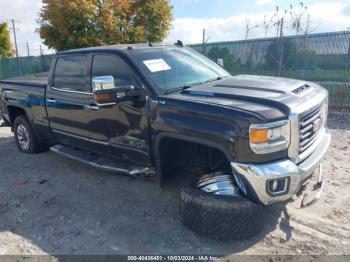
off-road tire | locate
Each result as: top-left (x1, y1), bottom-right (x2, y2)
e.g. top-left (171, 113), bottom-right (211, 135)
top-left (13, 115), bottom-right (42, 154)
top-left (180, 177), bottom-right (266, 241)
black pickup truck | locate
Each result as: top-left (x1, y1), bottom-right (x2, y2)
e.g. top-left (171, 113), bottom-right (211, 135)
top-left (0, 43), bottom-right (330, 240)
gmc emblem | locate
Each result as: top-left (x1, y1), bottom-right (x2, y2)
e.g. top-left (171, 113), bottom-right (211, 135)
top-left (312, 117), bottom-right (323, 132)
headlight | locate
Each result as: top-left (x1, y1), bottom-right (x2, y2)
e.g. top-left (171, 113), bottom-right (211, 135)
top-left (249, 120), bottom-right (290, 154)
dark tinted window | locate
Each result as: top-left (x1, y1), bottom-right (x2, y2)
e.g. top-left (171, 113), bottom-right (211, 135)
top-left (54, 55), bottom-right (89, 92)
top-left (92, 54), bottom-right (138, 90)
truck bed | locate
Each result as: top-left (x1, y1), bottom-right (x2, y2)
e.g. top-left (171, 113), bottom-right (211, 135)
top-left (0, 72), bottom-right (49, 132)
top-left (0, 72), bottom-right (49, 88)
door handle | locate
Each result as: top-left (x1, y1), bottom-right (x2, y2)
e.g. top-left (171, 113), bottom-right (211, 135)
top-left (47, 98), bottom-right (56, 104)
top-left (85, 104), bottom-right (100, 110)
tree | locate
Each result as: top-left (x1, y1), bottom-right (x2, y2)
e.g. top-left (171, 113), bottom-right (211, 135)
top-left (262, 15), bottom-right (273, 38)
top-left (133, 0), bottom-right (173, 43)
top-left (244, 18), bottom-right (259, 41)
top-left (0, 22), bottom-right (12, 58)
top-left (263, 2), bottom-right (317, 75)
top-left (38, 0), bottom-right (173, 51)
top-left (265, 39), bottom-right (298, 71)
top-left (268, 6), bottom-right (288, 75)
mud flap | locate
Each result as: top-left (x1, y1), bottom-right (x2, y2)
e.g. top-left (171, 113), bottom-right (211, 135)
top-left (294, 165), bottom-right (323, 208)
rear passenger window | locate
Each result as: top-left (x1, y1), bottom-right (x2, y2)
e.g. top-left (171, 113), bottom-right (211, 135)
top-left (54, 55), bottom-right (90, 92)
top-left (92, 54), bottom-right (138, 91)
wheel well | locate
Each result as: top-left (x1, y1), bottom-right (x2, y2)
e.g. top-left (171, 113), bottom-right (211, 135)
top-left (158, 137), bottom-right (231, 182)
top-left (7, 106), bottom-right (26, 126)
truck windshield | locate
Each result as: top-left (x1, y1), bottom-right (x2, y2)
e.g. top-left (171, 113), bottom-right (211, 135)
top-left (129, 46), bottom-right (231, 94)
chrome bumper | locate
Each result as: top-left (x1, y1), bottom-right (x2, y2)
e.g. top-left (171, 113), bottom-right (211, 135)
top-left (231, 128), bottom-right (331, 205)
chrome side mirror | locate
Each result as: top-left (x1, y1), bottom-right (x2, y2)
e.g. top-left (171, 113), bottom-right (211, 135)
top-left (92, 76), bottom-right (115, 91)
top-left (93, 84), bottom-right (144, 105)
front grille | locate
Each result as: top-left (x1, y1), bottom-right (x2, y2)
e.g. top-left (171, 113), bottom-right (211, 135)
top-left (299, 104), bottom-right (324, 156)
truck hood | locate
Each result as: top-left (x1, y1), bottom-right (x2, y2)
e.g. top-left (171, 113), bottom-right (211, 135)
top-left (167, 75), bottom-right (324, 121)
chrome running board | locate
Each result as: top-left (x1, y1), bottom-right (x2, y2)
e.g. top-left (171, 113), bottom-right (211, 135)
top-left (50, 144), bottom-right (154, 176)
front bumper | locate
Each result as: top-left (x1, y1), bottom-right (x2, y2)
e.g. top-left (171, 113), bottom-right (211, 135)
top-left (231, 128), bottom-right (331, 205)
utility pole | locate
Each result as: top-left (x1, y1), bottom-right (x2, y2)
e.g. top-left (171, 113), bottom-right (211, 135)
top-left (9, 19), bottom-right (21, 76)
top-left (201, 29), bottom-right (210, 54)
top-left (202, 29), bottom-right (205, 45)
top-left (202, 29), bottom-right (205, 53)
top-left (347, 28), bottom-right (350, 69)
top-left (26, 42), bottom-right (30, 57)
top-left (40, 45), bottom-right (44, 72)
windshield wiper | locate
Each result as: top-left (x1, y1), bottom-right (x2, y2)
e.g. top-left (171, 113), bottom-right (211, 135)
top-left (181, 85), bottom-right (193, 91)
top-left (165, 76), bottom-right (227, 95)
top-left (165, 83), bottom-right (200, 94)
top-left (204, 76), bottom-right (225, 84)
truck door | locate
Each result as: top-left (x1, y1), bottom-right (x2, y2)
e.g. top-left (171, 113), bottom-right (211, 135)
top-left (46, 54), bottom-right (94, 151)
top-left (88, 53), bottom-right (151, 165)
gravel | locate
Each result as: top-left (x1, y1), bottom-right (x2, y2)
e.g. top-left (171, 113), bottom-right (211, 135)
top-left (0, 113), bottom-right (349, 256)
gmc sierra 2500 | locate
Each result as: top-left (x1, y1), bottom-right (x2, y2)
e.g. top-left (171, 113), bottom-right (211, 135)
top-left (0, 43), bottom-right (330, 240)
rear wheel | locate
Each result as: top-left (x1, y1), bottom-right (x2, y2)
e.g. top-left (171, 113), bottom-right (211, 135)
top-left (179, 174), bottom-right (266, 241)
top-left (14, 115), bottom-right (42, 154)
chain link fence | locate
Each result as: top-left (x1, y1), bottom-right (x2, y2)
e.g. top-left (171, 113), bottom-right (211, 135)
top-left (0, 31), bottom-right (349, 110)
top-left (0, 55), bottom-right (53, 80)
top-left (190, 31), bottom-right (350, 110)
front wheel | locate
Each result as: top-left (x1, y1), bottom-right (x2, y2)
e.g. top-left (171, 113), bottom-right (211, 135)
top-left (179, 174), bottom-right (267, 241)
top-left (13, 115), bottom-right (42, 154)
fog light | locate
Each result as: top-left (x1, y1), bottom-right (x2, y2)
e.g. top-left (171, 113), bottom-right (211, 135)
top-left (267, 177), bottom-right (290, 196)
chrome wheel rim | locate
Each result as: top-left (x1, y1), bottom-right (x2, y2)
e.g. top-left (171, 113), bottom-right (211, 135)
top-left (197, 173), bottom-right (240, 196)
top-left (17, 124), bottom-right (30, 151)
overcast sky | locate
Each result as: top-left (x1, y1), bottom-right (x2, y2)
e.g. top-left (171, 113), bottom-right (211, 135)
top-left (0, 0), bottom-right (349, 56)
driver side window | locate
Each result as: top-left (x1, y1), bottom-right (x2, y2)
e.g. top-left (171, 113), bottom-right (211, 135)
top-left (91, 54), bottom-right (138, 92)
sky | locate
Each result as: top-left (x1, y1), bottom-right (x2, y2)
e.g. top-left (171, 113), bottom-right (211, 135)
top-left (0, 0), bottom-right (349, 56)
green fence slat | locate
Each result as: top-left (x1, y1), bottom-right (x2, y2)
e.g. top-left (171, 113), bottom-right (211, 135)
top-left (0, 54), bottom-right (54, 81)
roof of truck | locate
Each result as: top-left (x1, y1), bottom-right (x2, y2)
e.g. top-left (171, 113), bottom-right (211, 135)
top-left (57, 43), bottom-right (185, 55)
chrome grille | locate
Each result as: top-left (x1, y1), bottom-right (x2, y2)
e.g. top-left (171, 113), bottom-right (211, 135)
top-left (299, 104), bottom-right (324, 155)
